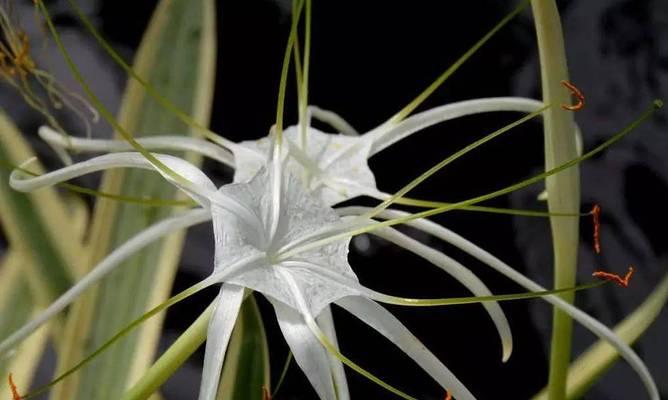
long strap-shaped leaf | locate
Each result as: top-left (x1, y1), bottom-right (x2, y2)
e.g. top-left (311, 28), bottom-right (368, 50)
top-left (50, 1), bottom-right (216, 399)
top-left (217, 295), bottom-right (271, 400)
top-left (0, 111), bottom-right (85, 296)
top-left (0, 111), bottom-right (89, 389)
top-left (0, 251), bottom-right (51, 393)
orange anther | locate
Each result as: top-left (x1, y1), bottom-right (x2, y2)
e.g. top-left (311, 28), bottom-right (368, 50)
top-left (444, 389), bottom-right (453, 400)
top-left (560, 80), bottom-right (584, 111)
top-left (8, 374), bottom-right (21, 400)
top-left (593, 266), bottom-right (635, 288)
top-left (591, 204), bottom-right (602, 254)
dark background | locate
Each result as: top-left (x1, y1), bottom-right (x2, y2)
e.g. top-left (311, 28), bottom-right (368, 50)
top-left (3, 0), bottom-right (666, 399)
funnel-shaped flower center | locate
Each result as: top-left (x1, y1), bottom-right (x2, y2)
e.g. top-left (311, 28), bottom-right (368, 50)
top-left (213, 166), bottom-right (360, 315)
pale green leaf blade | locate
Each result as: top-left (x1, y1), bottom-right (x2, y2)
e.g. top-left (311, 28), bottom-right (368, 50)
top-left (0, 112), bottom-right (88, 389)
top-left (0, 251), bottom-right (51, 392)
top-left (217, 295), bottom-right (271, 400)
top-left (51, 0), bottom-right (216, 398)
top-left (0, 111), bottom-right (85, 298)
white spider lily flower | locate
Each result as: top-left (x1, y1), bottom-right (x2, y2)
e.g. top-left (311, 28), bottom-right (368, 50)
top-left (34, 124), bottom-right (517, 361)
top-left (5, 127), bottom-right (660, 399)
top-left (34, 98), bottom-right (543, 363)
top-left (34, 100), bottom-right (546, 356)
top-left (5, 152), bottom-right (483, 400)
top-left (18, 95), bottom-right (659, 399)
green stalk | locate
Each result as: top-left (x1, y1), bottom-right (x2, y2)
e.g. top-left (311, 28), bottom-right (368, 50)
top-left (121, 305), bottom-right (213, 400)
top-left (46, 1), bottom-right (217, 398)
top-left (530, 1), bottom-right (580, 399)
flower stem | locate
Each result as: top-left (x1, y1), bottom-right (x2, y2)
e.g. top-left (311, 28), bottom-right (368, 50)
top-left (121, 304), bottom-right (213, 400)
top-left (530, 1), bottom-right (580, 399)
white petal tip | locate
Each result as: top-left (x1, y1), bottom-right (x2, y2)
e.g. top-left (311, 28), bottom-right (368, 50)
top-left (38, 125), bottom-right (60, 141)
top-left (501, 330), bottom-right (513, 363)
top-left (502, 348), bottom-right (512, 363)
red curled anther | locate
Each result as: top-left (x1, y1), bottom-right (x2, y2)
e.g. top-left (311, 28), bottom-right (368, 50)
top-left (560, 80), bottom-right (585, 111)
top-left (591, 204), bottom-right (602, 254)
top-left (8, 374), bottom-right (21, 400)
top-left (444, 390), bottom-right (453, 400)
top-left (593, 266), bottom-right (635, 288)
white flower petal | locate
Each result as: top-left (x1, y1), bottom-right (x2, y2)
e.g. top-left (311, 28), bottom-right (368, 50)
top-left (336, 296), bottom-right (476, 400)
top-left (38, 125), bottom-right (235, 167)
top-left (370, 225), bottom-right (513, 362)
top-left (0, 208), bottom-right (211, 357)
top-left (338, 206), bottom-right (660, 400)
top-left (273, 300), bottom-right (337, 400)
top-left (231, 137), bottom-right (272, 184)
top-left (199, 284), bottom-right (245, 400)
top-left (9, 151), bottom-right (259, 225)
top-left (367, 97), bottom-right (544, 155)
top-left (10, 152), bottom-right (217, 207)
top-left (316, 306), bottom-right (350, 400)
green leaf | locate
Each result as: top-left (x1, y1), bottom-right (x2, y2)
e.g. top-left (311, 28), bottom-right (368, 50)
top-left (0, 111), bottom-right (84, 300)
top-left (49, 1), bottom-right (217, 398)
top-left (217, 295), bottom-right (270, 400)
top-left (0, 111), bottom-right (88, 388)
top-left (0, 251), bottom-right (50, 392)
